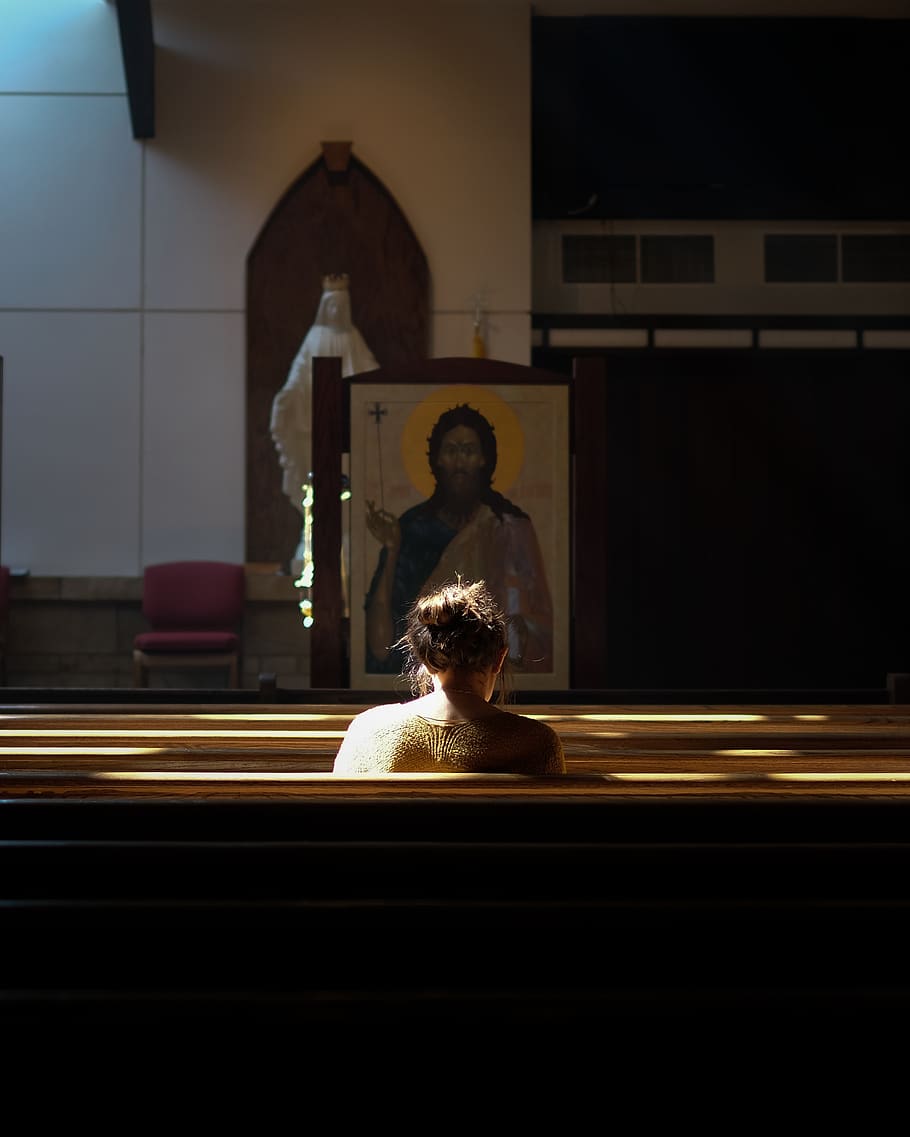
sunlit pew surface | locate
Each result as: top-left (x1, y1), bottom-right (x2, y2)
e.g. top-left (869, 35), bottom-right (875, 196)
top-left (4, 702), bottom-right (910, 796)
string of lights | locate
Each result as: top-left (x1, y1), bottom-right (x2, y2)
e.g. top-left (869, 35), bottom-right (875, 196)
top-left (294, 473), bottom-right (353, 628)
top-left (295, 475), bottom-right (314, 628)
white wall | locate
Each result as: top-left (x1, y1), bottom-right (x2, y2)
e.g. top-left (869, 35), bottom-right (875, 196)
top-left (0, 0), bottom-right (532, 576)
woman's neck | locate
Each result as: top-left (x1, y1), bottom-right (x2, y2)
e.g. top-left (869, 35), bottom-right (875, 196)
top-left (432, 670), bottom-right (492, 702)
top-left (417, 676), bottom-right (496, 723)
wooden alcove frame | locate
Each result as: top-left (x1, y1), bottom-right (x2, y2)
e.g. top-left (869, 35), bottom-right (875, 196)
top-left (246, 143), bottom-right (430, 570)
top-left (310, 354), bottom-right (607, 689)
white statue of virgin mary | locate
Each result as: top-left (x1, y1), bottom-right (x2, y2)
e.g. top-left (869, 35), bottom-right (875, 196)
top-left (270, 273), bottom-right (378, 517)
top-left (270, 274), bottom-right (379, 592)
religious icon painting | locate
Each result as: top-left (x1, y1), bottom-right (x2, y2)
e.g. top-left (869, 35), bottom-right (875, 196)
top-left (349, 382), bottom-right (570, 690)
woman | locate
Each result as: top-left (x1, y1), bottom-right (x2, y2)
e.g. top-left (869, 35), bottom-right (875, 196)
top-left (333, 578), bottom-right (566, 775)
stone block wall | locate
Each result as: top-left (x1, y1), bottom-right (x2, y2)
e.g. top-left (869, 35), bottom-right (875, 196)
top-left (2, 570), bottom-right (311, 690)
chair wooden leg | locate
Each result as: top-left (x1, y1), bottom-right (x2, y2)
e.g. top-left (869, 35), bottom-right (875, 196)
top-left (889, 674), bottom-right (910, 704)
top-left (228, 656), bottom-right (239, 689)
top-left (133, 652), bottom-right (147, 688)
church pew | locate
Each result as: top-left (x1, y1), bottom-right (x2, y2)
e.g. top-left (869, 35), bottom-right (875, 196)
top-left (8, 765), bottom-right (910, 796)
top-left (5, 701), bottom-right (910, 1056)
top-left (4, 704), bottom-right (910, 752)
top-left (4, 790), bottom-right (910, 1050)
top-left (5, 704), bottom-right (910, 794)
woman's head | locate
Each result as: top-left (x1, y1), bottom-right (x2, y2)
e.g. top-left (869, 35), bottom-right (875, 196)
top-left (398, 578), bottom-right (509, 698)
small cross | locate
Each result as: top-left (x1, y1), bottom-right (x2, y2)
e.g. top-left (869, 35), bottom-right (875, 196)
top-left (369, 402), bottom-right (387, 426)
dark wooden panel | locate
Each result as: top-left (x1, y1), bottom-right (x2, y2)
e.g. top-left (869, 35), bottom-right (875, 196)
top-left (600, 350), bottom-right (910, 689)
top-left (572, 357), bottom-right (608, 686)
top-left (311, 357), bottom-right (345, 686)
top-left (114, 0), bottom-right (154, 139)
top-left (246, 151), bottom-right (429, 570)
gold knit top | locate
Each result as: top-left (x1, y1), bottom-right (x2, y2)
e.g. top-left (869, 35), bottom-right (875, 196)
top-left (332, 702), bottom-right (566, 775)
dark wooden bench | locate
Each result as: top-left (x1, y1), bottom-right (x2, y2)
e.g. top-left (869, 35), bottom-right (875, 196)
top-left (5, 702), bottom-right (910, 790)
top-left (5, 785), bottom-right (910, 1051)
top-left (5, 700), bottom-right (910, 1061)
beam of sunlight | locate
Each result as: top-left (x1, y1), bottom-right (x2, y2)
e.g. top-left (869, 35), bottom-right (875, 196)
top-left (608, 773), bottom-right (741, 782)
top-left (767, 772), bottom-right (910, 782)
top-left (0, 729), bottom-right (347, 739)
top-left (95, 770), bottom-right (546, 783)
top-left (715, 749), bottom-right (801, 757)
top-left (176, 713), bottom-right (362, 722)
top-left (0, 746), bottom-right (168, 756)
top-left (607, 771), bottom-right (910, 783)
top-left (526, 713), bottom-right (770, 723)
top-left (547, 730), bottom-right (631, 738)
top-left (96, 771), bottom-right (335, 782)
top-left (0, 712), bottom-right (359, 725)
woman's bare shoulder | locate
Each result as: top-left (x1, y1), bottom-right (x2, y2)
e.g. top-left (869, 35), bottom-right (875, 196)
top-left (471, 708), bottom-right (565, 773)
top-left (494, 708), bottom-right (558, 732)
top-left (351, 700), bottom-right (412, 724)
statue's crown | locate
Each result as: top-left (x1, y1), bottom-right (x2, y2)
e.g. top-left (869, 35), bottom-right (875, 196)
top-left (322, 273), bottom-right (349, 291)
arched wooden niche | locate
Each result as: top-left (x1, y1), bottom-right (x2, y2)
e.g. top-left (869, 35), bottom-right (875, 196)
top-left (246, 142), bottom-right (430, 568)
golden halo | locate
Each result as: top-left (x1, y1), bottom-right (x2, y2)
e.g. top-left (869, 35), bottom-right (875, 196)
top-left (400, 385), bottom-right (525, 499)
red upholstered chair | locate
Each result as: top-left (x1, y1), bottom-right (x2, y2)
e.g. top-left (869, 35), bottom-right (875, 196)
top-left (133, 561), bottom-right (246, 688)
top-left (0, 565), bottom-right (10, 686)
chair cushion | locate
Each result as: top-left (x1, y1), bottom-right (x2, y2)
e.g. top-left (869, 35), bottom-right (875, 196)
top-left (134, 631), bottom-right (239, 653)
top-left (142, 561), bottom-right (245, 629)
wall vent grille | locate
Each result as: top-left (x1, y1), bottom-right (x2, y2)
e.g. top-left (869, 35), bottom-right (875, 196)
top-left (843, 235), bottom-right (910, 282)
top-left (641, 235), bottom-right (714, 283)
top-left (762, 234), bottom-right (910, 283)
top-left (562, 235), bottom-right (635, 282)
top-left (554, 228), bottom-right (910, 288)
top-left (765, 235), bottom-right (837, 283)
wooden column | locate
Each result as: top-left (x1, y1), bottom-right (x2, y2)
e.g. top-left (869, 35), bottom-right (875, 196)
top-left (572, 356), bottom-right (608, 688)
top-left (311, 356), bottom-right (346, 687)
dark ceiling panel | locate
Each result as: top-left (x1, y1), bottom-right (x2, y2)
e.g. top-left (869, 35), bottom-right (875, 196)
top-left (115, 0), bottom-right (155, 140)
top-left (532, 16), bottom-right (910, 221)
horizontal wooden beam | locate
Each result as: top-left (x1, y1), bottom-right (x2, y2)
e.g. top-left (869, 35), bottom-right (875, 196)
top-left (115, 0), bottom-right (155, 139)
